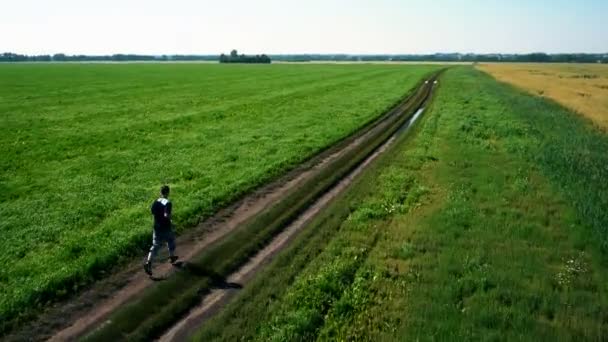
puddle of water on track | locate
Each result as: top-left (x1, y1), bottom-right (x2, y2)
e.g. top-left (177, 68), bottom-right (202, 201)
top-left (397, 107), bottom-right (425, 135)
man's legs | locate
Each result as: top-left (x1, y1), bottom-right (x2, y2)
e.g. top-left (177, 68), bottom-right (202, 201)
top-left (147, 230), bottom-right (163, 263)
top-left (144, 230), bottom-right (162, 275)
top-left (167, 230), bottom-right (178, 263)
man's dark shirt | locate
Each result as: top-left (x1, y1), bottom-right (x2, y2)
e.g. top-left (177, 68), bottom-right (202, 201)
top-left (151, 197), bottom-right (172, 231)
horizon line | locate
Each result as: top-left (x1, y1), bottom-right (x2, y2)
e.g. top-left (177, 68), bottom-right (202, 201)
top-left (3, 51), bottom-right (608, 56)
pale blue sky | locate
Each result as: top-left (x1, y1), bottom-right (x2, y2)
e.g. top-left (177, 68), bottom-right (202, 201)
top-left (2, 0), bottom-right (606, 55)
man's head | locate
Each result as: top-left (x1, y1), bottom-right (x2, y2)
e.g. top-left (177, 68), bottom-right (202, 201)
top-left (160, 185), bottom-right (170, 197)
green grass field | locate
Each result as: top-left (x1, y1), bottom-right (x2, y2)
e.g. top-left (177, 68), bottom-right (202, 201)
top-left (194, 66), bottom-right (608, 341)
top-left (0, 63), bottom-right (440, 324)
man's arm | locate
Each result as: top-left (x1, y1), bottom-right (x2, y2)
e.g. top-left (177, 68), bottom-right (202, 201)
top-left (165, 201), bottom-right (172, 221)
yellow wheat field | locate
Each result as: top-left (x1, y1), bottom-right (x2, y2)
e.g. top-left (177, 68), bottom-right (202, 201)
top-left (478, 63), bottom-right (608, 129)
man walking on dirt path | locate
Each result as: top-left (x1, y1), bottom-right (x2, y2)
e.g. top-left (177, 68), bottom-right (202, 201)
top-left (144, 185), bottom-right (178, 275)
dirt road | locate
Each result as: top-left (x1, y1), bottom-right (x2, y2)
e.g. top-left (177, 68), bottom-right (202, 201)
top-left (5, 73), bottom-right (440, 342)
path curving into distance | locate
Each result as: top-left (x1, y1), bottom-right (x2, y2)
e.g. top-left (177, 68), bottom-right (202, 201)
top-left (43, 72), bottom-right (442, 342)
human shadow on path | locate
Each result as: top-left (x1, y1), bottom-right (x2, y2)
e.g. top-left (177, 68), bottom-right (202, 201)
top-left (152, 261), bottom-right (242, 290)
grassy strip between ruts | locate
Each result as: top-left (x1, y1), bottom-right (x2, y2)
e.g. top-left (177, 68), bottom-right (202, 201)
top-left (194, 66), bottom-right (608, 340)
top-left (81, 73), bottom-right (440, 341)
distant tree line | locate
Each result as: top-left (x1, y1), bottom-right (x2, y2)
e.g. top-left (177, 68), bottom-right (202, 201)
top-left (1, 52), bottom-right (606, 63)
top-left (219, 50), bottom-right (271, 64)
top-left (0, 52), bottom-right (217, 62)
top-left (270, 53), bottom-right (608, 64)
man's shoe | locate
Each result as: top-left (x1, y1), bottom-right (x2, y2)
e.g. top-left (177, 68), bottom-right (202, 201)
top-left (144, 262), bottom-right (152, 275)
top-left (169, 256), bottom-right (179, 264)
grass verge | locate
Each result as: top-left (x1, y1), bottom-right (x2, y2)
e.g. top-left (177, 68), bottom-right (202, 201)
top-left (194, 66), bottom-right (608, 340)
